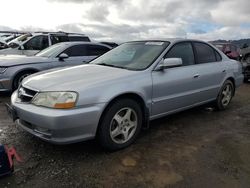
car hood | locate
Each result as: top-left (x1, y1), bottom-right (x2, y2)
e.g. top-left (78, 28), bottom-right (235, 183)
top-left (23, 64), bottom-right (137, 91)
top-left (0, 48), bottom-right (19, 55)
top-left (0, 55), bottom-right (50, 67)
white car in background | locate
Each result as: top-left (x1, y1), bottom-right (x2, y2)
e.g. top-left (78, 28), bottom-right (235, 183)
top-left (3, 34), bottom-right (20, 43)
top-left (0, 32), bottom-right (91, 56)
top-left (0, 38), bottom-right (8, 50)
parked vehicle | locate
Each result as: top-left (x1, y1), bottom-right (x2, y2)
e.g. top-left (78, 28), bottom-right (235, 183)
top-left (3, 34), bottom-right (20, 43)
top-left (239, 44), bottom-right (250, 82)
top-left (7, 39), bottom-right (243, 150)
top-left (0, 42), bottom-right (111, 92)
top-left (0, 32), bottom-right (91, 56)
top-left (0, 31), bottom-right (28, 44)
top-left (211, 42), bottom-right (240, 60)
top-left (0, 38), bottom-right (8, 50)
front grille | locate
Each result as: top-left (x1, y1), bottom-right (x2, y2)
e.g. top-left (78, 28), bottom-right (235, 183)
top-left (20, 119), bottom-right (34, 130)
top-left (18, 86), bottom-right (38, 103)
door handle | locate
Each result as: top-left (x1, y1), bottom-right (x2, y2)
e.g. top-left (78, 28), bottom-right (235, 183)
top-left (193, 74), bottom-right (200, 78)
top-left (222, 70), bottom-right (226, 73)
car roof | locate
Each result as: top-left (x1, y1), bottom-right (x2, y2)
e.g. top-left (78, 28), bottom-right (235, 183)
top-left (56, 41), bottom-right (112, 49)
top-left (32, 32), bottom-right (87, 36)
top-left (125, 38), bottom-right (210, 44)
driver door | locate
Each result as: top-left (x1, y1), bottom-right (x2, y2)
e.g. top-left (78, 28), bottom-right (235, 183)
top-left (54, 44), bottom-right (91, 68)
top-left (22, 35), bottom-right (49, 56)
top-left (151, 42), bottom-right (202, 117)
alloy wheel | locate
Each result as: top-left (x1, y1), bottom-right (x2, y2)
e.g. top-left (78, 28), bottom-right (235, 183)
top-left (221, 84), bottom-right (233, 106)
top-left (110, 107), bottom-right (138, 144)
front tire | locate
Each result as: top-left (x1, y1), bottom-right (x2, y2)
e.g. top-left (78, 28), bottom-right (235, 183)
top-left (215, 80), bottom-right (235, 110)
top-left (13, 71), bottom-right (34, 91)
top-left (98, 99), bottom-right (142, 151)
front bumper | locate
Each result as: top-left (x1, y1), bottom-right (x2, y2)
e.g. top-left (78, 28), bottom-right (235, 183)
top-left (0, 77), bottom-right (12, 92)
top-left (10, 91), bottom-right (106, 144)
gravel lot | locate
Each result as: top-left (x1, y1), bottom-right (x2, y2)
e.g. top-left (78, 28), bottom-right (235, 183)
top-left (0, 84), bottom-right (250, 188)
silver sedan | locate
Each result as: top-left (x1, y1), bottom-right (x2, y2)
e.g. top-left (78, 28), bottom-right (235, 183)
top-left (0, 42), bottom-right (111, 92)
top-left (7, 38), bottom-right (244, 150)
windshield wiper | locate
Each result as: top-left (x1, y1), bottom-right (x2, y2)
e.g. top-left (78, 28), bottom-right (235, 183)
top-left (97, 63), bottom-right (117, 67)
top-left (95, 63), bottom-right (133, 70)
top-left (96, 63), bottom-right (128, 69)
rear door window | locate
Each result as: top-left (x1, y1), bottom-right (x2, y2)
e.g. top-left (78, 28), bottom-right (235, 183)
top-left (165, 42), bottom-right (195, 66)
top-left (193, 42), bottom-right (217, 64)
top-left (86, 45), bottom-right (110, 56)
top-left (23, 35), bottom-right (49, 50)
top-left (50, 35), bottom-right (69, 45)
top-left (62, 44), bottom-right (87, 56)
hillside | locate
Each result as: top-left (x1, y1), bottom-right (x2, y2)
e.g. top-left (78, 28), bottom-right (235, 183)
top-left (210, 38), bottom-right (250, 48)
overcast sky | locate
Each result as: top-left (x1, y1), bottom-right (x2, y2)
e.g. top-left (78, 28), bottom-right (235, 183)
top-left (0, 0), bottom-right (250, 42)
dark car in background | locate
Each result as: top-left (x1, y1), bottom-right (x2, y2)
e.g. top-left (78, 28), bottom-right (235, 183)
top-left (239, 43), bottom-right (250, 82)
top-left (211, 42), bottom-right (240, 60)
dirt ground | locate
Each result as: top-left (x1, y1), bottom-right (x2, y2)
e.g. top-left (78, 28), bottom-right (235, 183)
top-left (0, 84), bottom-right (250, 188)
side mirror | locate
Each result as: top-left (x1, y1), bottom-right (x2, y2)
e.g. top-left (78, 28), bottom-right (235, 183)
top-left (156, 58), bottom-right (182, 70)
top-left (58, 53), bottom-right (69, 61)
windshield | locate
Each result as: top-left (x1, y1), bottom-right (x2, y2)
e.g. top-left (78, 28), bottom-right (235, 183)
top-left (90, 41), bottom-right (169, 70)
top-left (36, 43), bottom-right (66, 57)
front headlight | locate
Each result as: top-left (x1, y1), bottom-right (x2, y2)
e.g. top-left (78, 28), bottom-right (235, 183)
top-left (0, 67), bottom-right (7, 74)
top-left (32, 92), bottom-right (78, 109)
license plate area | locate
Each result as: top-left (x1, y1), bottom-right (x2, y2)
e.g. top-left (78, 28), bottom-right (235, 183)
top-left (5, 103), bottom-right (18, 122)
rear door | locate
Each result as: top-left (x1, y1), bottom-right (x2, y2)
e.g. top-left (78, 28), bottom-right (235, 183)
top-left (191, 42), bottom-right (226, 101)
top-left (151, 42), bottom-right (203, 117)
top-left (86, 44), bottom-right (110, 59)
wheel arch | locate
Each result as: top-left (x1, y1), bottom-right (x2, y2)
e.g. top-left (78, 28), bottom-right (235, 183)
top-left (12, 68), bottom-right (39, 89)
top-left (225, 77), bottom-right (236, 95)
top-left (97, 92), bottom-right (150, 134)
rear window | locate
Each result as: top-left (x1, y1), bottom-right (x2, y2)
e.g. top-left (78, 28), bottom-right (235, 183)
top-left (69, 36), bottom-right (90, 42)
top-left (62, 44), bottom-right (86, 56)
top-left (50, 35), bottom-right (69, 45)
top-left (215, 50), bottom-right (222, 61)
top-left (86, 45), bottom-right (110, 56)
top-left (193, 42), bottom-right (217, 64)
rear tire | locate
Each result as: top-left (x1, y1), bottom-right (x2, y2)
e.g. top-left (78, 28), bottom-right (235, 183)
top-left (214, 80), bottom-right (235, 110)
top-left (98, 99), bottom-right (142, 151)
